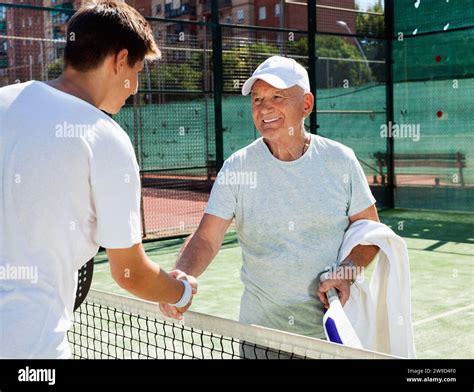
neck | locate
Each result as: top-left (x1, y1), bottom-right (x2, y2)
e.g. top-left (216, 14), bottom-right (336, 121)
top-left (264, 129), bottom-right (310, 161)
top-left (46, 68), bottom-right (106, 108)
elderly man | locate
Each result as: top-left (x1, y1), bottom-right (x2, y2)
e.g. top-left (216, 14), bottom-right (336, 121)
top-left (160, 56), bottom-right (379, 339)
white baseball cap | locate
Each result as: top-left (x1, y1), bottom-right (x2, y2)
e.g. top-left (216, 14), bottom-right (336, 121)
top-left (241, 56), bottom-right (311, 96)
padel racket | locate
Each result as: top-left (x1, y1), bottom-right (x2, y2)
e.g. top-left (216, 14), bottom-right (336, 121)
top-left (321, 270), bottom-right (363, 349)
top-left (73, 257), bottom-right (94, 311)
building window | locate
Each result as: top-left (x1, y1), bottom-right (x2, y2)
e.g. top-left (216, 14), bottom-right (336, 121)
top-left (236, 9), bottom-right (244, 23)
top-left (156, 4), bottom-right (162, 13)
top-left (275, 3), bottom-right (280, 16)
top-left (259, 6), bottom-right (266, 20)
top-left (226, 15), bottom-right (232, 23)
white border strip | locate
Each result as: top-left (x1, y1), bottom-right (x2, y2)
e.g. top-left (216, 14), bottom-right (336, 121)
top-left (413, 304), bottom-right (474, 327)
top-left (81, 289), bottom-right (395, 359)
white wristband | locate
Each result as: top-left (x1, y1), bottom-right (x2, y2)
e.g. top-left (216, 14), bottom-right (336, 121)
top-left (170, 279), bottom-right (192, 308)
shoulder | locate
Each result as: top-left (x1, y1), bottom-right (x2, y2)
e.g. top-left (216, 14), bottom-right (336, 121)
top-left (86, 116), bottom-right (137, 165)
top-left (0, 81), bottom-right (35, 111)
top-left (94, 115), bottom-right (132, 144)
top-left (0, 80), bottom-right (33, 95)
top-left (312, 134), bottom-right (356, 162)
top-left (313, 134), bottom-right (354, 156)
top-left (222, 138), bottom-right (264, 168)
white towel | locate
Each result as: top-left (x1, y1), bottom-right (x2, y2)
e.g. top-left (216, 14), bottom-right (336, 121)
top-left (339, 219), bottom-right (417, 358)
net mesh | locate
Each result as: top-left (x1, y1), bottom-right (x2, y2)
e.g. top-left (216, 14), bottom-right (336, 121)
top-left (68, 290), bottom-right (393, 359)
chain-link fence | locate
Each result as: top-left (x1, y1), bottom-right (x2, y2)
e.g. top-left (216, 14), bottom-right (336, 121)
top-left (1, 0), bottom-right (472, 239)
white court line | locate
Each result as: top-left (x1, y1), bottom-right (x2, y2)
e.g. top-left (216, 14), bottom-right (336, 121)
top-left (413, 304), bottom-right (474, 327)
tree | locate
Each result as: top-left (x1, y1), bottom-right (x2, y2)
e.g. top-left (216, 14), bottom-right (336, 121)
top-left (139, 51), bottom-right (204, 103)
top-left (222, 41), bottom-right (279, 92)
top-left (45, 57), bottom-right (64, 80)
top-left (356, 2), bottom-right (384, 37)
top-left (355, 2), bottom-right (385, 83)
top-left (287, 36), bottom-right (372, 88)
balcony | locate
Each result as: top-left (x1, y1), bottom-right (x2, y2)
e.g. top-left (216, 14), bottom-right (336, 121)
top-left (164, 2), bottom-right (198, 18)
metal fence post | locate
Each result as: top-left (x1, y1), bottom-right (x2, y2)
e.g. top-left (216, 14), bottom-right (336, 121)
top-left (211, 0), bottom-right (224, 171)
top-left (385, 0), bottom-right (395, 208)
top-left (132, 94), bottom-right (147, 238)
top-left (307, 0), bottom-right (317, 134)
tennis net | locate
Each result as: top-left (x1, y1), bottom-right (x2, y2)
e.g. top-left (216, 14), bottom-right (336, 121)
top-left (68, 289), bottom-right (393, 359)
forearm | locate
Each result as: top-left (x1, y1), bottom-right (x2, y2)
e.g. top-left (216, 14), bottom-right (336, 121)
top-left (112, 257), bottom-right (185, 304)
top-left (345, 204), bottom-right (380, 269)
top-left (175, 232), bottom-right (218, 277)
top-left (343, 244), bottom-right (379, 269)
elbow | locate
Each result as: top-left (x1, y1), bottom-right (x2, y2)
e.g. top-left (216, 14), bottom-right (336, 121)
top-left (111, 266), bottom-right (138, 291)
top-left (107, 243), bottom-right (151, 293)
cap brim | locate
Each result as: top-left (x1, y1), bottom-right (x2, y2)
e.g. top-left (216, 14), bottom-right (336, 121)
top-left (241, 74), bottom-right (292, 96)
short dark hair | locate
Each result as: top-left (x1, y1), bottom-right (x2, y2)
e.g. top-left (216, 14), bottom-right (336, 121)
top-left (64, 0), bottom-right (160, 71)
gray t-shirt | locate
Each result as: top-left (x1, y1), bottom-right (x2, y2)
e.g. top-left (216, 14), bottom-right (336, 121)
top-left (205, 134), bottom-right (376, 338)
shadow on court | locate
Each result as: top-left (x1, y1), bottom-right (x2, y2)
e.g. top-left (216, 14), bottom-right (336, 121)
top-left (379, 209), bottom-right (474, 247)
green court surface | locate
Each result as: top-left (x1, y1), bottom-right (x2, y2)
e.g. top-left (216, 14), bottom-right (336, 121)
top-left (90, 209), bottom-right (474, 359)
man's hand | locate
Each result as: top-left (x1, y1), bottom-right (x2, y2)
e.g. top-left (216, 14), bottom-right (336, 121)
top-left (317, 204), bottom-right (379, 309)
top-left (159, 270), bottom-right (197, 320)
top-left (317, 266), bottom-right (352, 309)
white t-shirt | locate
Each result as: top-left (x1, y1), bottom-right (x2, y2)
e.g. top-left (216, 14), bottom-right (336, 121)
top-left (205, 135), bottom-right (376, 338)
top-left (0, 81), bottom-right (142, 358)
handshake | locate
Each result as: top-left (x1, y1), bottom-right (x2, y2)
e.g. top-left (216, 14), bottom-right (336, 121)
top-left (160, 269), bottom-right (198, 320)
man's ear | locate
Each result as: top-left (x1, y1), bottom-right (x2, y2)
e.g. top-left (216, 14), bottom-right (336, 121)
top-left (113, 49), bottom-right (129, 75)
top-left (303, 92), bottom-right (314, 117)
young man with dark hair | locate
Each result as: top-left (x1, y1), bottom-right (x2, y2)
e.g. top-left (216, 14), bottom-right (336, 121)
top-left (0, 0), bottom-right (196, 359)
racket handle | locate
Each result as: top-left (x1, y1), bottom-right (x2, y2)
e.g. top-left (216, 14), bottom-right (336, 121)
top-left (326, 288), bottom-right (339, 303)
top-left (320, 270), bottom-right (340, 304)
